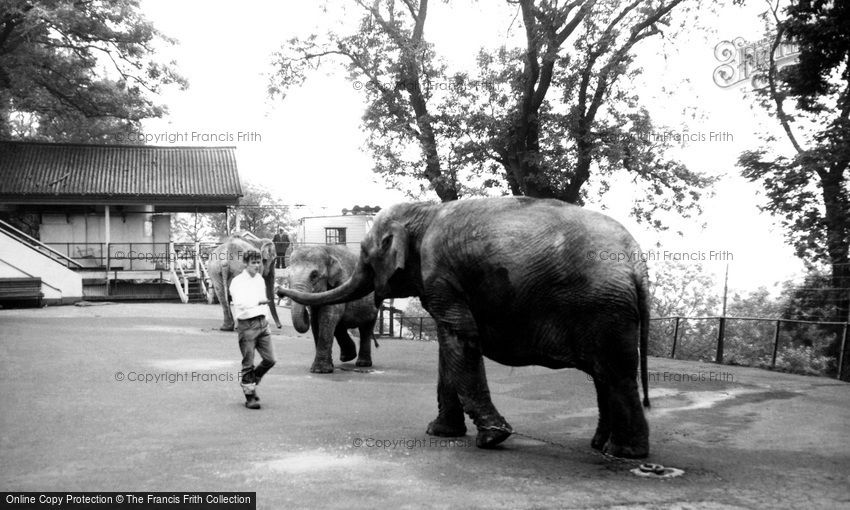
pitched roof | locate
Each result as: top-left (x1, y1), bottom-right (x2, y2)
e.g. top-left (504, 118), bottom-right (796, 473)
top-left (0, 141), bottom-right (243, 205)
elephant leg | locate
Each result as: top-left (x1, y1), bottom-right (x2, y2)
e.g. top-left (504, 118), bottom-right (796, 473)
top-left (355, 318), bottom-right (376, 367)
top-left (334, 324), bottom-right (357, 363)
top-left (217, 273), bottom-right (234, 331)
top-left (591, 375), bottom-right (612, 451)
top-left (309, 307), bottom-right (335, 374)
top-left (601, 344), bottom-right (649, 458)
top-left (434, 324), bottom-right (511, 449)
top-left (426, 344), bottom-right (467, 437)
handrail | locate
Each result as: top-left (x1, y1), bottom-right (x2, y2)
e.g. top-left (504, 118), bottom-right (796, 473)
top-left (0, 219), bottom-right (84, 268)
top-left (0, 256), bottom-right (63, 294)
top-left (170, 250), bottom-right (188, 303)
top-left (200, 255), bottom-right (213, 303)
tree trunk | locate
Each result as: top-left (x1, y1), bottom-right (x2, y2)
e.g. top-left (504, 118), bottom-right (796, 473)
top-left (821, 168), bottom-right (850, 380)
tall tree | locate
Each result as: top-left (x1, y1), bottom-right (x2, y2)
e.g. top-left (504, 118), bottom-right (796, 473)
top-left (0, 0), bottom-right (186, 142)
top-left (271, 0), bottom-right (458, 202)
top-left (737, 0), bottom-right (849, 378)
top-left (271, 0), bottom-right (713, 227)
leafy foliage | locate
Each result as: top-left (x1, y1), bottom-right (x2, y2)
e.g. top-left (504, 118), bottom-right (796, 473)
top-left (735, 0), bottom-right (849, 378)
top-left (0, 0), bottom-right (186, 142)
top-left (757, 345), bottom-right (832, 376)
top-left (269, 0), bottom-right (714, 229)
top-left (206, 182), bottom-right (296, 241)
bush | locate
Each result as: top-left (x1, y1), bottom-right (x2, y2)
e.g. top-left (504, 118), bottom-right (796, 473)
top-left (757, 345), bottom-right (833, 376)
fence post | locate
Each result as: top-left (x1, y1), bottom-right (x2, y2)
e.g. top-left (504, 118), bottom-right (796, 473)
top-left (715, 317), bottom-right (726, 364)
top-left (389, 309), bottom-right (395, 337)
top-left (398, 313), bottom-right (403, 338)
top-left (670, 317), bottom-right (681, 359)
top-left (838, 322), bottom-right (848, 381)
top-left (771, 320), bottom-right (782, 368)
top-left (419, 317), bottom-right (424, 341)
top-left (378, 307), bottom-right (384, 336)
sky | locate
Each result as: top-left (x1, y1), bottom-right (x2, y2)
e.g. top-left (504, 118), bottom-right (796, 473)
top-left (139, 0), bottom-right (806, 294)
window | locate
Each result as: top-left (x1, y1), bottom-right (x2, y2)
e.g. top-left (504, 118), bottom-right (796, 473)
top-left (325, 227), bottom-right (346, 245)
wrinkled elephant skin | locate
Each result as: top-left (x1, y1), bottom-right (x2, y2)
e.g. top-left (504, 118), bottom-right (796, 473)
top-left (279, 197), bottom-right (651, 457)
top-left (206, 235), bottom-right (282, 331)
top-left (279, 245), bottom-right (378, 373)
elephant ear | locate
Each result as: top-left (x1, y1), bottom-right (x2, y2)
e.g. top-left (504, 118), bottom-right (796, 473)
top-left (327, 255), bottom-right (345, 289)
top-left (374, 221), bottom-right (407, 293)
top-left (259, 241), bottom-right (276, 276)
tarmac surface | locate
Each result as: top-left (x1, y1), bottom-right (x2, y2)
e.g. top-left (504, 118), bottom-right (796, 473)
top-left (1, 302), bottom-right (849, 509)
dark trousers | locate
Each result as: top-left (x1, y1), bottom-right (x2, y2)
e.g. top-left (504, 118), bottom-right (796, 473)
top-left (237, 316), bottom-right (275, 395)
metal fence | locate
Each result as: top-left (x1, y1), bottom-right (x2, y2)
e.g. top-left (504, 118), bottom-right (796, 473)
top-left (374, 307), bottom-right (849, 379)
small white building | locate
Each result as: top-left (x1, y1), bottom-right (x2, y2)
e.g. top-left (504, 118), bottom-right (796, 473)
top-left (294, 206), bottom-right (380, 255)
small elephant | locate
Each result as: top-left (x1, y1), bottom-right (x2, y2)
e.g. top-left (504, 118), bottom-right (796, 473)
top-left (280, 245), bottom-right (378, 373)
top-left (207, 234), bottom-right (283, 331)
top-left (279, 197), bottom-right (651, 458)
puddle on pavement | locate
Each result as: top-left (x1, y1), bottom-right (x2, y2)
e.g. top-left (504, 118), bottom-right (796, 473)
top-left (650, 388), bottom-right (758, 416)
top-left (148, 359), bottom-right (235, 371)
top-left (551, 388), bottom-right (760, 421)
top-left (260, 450), bottom-right (366, 474)
top-left (336, 366), bottom-right (385, 374)
top-left (136, 325), bottom-right (208, 335)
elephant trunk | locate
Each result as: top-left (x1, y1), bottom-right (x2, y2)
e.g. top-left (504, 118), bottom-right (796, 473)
top-left (289, 280), bottom-right (311, 333)
top-left (278, 261), bottom-right (374, 306)
top-left (291, 301), bottom-right (310, 333)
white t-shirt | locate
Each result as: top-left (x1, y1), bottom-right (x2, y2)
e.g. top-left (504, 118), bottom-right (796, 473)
top-left (229, 270), bottom-right (267, 320)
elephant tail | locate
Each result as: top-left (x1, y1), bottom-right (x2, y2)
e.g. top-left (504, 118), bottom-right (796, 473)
top-left (635, 271), bottom-right (651, 408)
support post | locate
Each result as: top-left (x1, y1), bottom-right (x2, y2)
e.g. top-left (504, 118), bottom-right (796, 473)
top-left (420, 317), bottom-right (424, 341)
top-left (838, 322), bottom-right (848, 381)
top-left (670, 316), bottom-right (680, 359)
top-left (104, 205), bottom-right (110, 296)
top-left (715, 317), bottom-right (726, 364)
top-left (771, 320), bottom-right (782, 368)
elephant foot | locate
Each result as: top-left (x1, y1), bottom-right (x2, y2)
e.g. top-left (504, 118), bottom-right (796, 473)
top-left (602, 439), bottom-right (649, 459)
top-left (355, 358), bottom-right (372, 368)
top-left (340, 352), bottom-right (357, 363)
top-left (220, 324), bottom-right (234, 332)
top-left (475, 424), bottom-right (513, 449)
top-left (426, 417), bottom-right (467, 437)
top-left (591, 428), bottom-right (611, 451)
top-left (310, 360), bottom-right (334, 374)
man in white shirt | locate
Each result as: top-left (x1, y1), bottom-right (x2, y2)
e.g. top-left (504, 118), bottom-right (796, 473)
top-left (230, 249), bottom-right (276, 409)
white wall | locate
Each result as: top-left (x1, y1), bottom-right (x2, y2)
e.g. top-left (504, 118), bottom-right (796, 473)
top-left (297, 215), bottom-right (373, 254)
top-left (39, 210), bottom-right (172, 270)
top-left (0, 230), bottom-right (83, 302)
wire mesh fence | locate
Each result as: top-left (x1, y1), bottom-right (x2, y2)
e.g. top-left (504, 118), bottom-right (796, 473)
top-left (375, 307), bottom-right (849, 379)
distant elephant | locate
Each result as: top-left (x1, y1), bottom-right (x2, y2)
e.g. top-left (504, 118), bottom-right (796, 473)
top-left (207, 235), bottom-right (282, 331)
top-left (281, 245), bottom-right (379, 373)
top-left (278, 197), bottom-right (651, 458)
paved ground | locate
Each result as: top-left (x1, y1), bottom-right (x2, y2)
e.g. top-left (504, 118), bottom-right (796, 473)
top-left (1, 302), bottom-right (848, 509)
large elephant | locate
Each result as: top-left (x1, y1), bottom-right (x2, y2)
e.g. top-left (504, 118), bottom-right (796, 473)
top-left (283, 245), bottom-right (378, 373)
top-left (278, 197), bottom-right (651, 458)
top-left (207, 235), bottom-right (282, 331)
